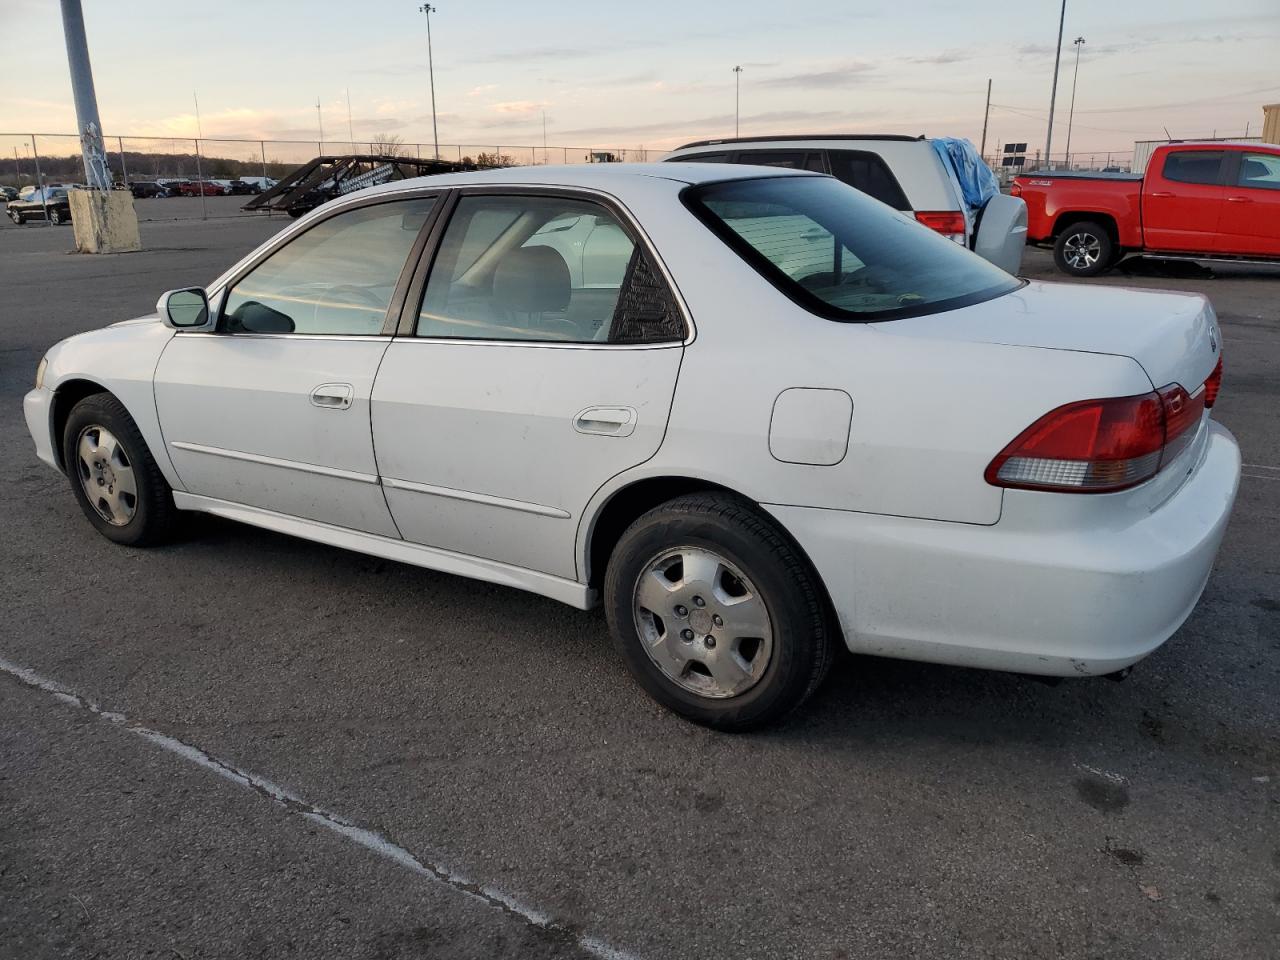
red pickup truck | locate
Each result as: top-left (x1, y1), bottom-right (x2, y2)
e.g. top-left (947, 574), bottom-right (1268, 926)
top-left (1014, 141), bottom-right (1280, 276)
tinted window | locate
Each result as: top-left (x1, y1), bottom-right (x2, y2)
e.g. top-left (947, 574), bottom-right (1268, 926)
top-left (826, 150), bottom-right (911, 210)
top-left (417, 195), bottom-right (682, 344)
top-left (1238, 153), bottom-right (1280, 191)
top-left (223, 198), bottom-right (435, 335)
top-left (685, 176), bottom-right (1020, 322)
top-left (681, 152), bottom-right (730, 163)
top-left (735, 151), bottom-right (810, 169)
top-left (1162, 151), bottom-right (1225, 185)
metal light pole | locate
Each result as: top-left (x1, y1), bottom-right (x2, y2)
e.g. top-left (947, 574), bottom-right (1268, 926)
top-left (419, 4), bottom-right (440, 159)
top-left (1063, 37), bottom-right (1085, 169)
top-left (980, 78), bottom-right (992, 159)
top-left (346, 88), bottom-right (355, 147)
top-left (58, 0), bottom-right (111, 191)
top-left (1043, 0), bottom-right (1067, 170)
top-left (733, 65), bottom-right (743, 137)
top-left (316, 97), bottom-right (325, 151)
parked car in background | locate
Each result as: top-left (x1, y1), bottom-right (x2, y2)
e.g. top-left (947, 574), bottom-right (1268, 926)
top-left (664, 135), bottom-right (1028, 274)
top-left (225, 179), bottom-right (262, 195)
top-left (179, 180), bottom-right (224, 197)
top-left (23, 164), bottom-right (1238, 729)
top-left (1014, 141), bottom-right (1280, 276)
top-left (0, 185), bottom-right (18, 202)
top-left (128, 181), bottom-right (167, 199)
top-left (7, 186), bottom-right (72, 224)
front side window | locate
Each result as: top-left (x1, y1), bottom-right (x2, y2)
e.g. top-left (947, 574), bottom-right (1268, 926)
top-left (1161, 151), bottom-right (1226, 186)
top-left (222, 197), bottom-right (436, 335)
top-left (685, 175), bottom-right (1020, 322)
top-left (416, 194), bottom-right (683, 344)
top-left (1237, 153), bottom-right (1280, 190)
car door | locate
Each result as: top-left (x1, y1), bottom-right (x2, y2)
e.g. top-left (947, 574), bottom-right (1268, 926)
top-left (1217, 151), bottom-right (1280, 257)
top-left (371, 188), bottom-right (687, 580)
top-left (154, 193), bottom-right (441, 537)
top-left (1142, 149), bottom-right (1228, 252)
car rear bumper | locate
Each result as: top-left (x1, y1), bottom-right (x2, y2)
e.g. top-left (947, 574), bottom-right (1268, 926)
top-left (766, 421), bottom-right (1240, 677)
top-left (24, 387), bottom-right (59, 472)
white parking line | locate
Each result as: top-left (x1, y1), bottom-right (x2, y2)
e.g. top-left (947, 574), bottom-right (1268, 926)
top-left (0, 655), bottom-right (639, 960)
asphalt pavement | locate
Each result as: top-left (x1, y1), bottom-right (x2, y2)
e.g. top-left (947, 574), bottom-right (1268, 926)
top-left (1, 215), bottom-right (1277, 959)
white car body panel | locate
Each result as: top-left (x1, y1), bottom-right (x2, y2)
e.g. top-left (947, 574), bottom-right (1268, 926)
top-left (154, 333), bottom-right (400, 537)
top-left (23, 163), bottom-right (1239, 679)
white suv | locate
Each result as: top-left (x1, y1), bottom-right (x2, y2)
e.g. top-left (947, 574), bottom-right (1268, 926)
top-left (664, 135), bottom-right (1027, 274)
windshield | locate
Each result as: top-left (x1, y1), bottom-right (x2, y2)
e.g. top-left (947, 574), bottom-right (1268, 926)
top-left (683, 175), bottom-right (1021, 322)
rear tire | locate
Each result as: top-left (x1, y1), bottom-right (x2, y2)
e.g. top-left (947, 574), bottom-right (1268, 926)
top-left (50, 208), bottom-right (63, 225)
top-left (604, 493), bottom-right (835, 731)
top-left (62, 393), bottom-right (177, 546)
top-left (1054, 221), bottom-right (1114, 277)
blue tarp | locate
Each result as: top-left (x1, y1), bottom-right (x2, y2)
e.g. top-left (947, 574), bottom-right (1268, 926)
top-left (931, 137), bottom-right (998, 213)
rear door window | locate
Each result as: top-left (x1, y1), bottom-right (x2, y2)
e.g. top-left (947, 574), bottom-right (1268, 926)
top-left (825, 150), bottom-right (912, 209)
top-left (733, 150), bottom-right (812, 170)
top-left (1161, 151), bottom-right (1227, 185)
top-left (1237, 153), bottom-right (1280, 191)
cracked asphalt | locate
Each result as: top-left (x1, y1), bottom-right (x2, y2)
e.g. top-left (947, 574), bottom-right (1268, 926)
top-left (1, 210), bottom-right (1277, 959)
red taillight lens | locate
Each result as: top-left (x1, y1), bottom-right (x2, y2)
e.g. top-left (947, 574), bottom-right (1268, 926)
top-left (914, 210), bottom-right (967, 237)
top-left (986, 381), bottom-right (1208, 494)
top-left (1011, 181), bottom-right (1023, 197)
top-left (1203, 354), bottom-right (1223, 408)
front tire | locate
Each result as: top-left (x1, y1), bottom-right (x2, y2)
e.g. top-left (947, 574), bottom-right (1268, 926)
top-left (50, 208), bottom-right (63, 225)
top-left (1054, 221), bottom-right (1114, 277)
top-left (604, 493), bottom-right (835, 731)
top-left (62, 393), bottom-right (177, 546)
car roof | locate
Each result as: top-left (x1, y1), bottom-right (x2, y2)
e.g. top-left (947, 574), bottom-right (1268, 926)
top-left (672, 134), bottom-right (927, 149)
top-left (360, 161), bottom-right (818, 201)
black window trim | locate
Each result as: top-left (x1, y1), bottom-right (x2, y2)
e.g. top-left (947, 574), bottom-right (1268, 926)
top-left (212, 188), bottom-right (447, 338)
top-left (393, 183), bottom-right (693, 348)
top-left (680, 175), bottom-right (1025, 325)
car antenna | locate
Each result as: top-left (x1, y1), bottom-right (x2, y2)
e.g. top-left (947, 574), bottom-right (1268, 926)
top-left (1162, 126), bottom-right (1173, 142)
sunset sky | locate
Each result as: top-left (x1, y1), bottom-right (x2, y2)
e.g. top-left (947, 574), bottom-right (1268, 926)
top-left (1, 0), bottom-right (1277, 160)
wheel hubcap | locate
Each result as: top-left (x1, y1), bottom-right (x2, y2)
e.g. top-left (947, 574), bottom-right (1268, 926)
top-left (633, 546), bottom-right (774, 700)
top-left (1064, 232), bottom-right (1102, 269)
top-left (75, 425), bottom-right (137, 526)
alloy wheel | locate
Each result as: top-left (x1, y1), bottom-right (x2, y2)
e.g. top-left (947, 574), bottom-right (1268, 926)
top-left (633, 545), bottom-right (774, 699)
top-left (1063, 232), bottom-right (1102, 270)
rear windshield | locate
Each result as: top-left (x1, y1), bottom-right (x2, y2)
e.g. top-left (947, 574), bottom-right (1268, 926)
top-left (683, 175), bottom-right (1020, 322)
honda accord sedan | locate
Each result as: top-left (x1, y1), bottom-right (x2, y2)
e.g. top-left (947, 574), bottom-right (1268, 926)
top-left (23, 163), bottom-right (1240, 729)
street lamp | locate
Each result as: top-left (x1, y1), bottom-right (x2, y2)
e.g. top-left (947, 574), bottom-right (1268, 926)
top-left (1043, 0), bottom-right (1067, 170)
top-left (732, 65), bottom-right (743, 137)
top-left (418, 4), bottom-right (440, 159)
top-left (1063, 37), bottom-right (1086, 169)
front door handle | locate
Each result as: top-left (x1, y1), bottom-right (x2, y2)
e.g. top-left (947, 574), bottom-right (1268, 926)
top-left (574, 405), bottom-right (637, 437)
top-left (310, 383), bottom-right (354, 410)
top-left (1149, 191), bottom-right (1175, 198)
top-left (1225, 196), bottom-right (1253, 203)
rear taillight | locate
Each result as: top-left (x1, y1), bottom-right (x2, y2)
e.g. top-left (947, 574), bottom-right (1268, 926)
top-left (1203, 354), bottom-right (1223, 408)
top-left (1010, 182), bottom-right (1023, 197)
top-left (986, 381), bottom-right (1207, 494)
top-left (914, 210), bottom-right (967, 238)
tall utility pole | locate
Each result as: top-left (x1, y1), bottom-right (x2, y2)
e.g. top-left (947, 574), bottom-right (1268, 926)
top-left (1043, 0), bottom-right (1067, 170)
top-left (59, 0), bottom-right (111, 190)
top-left (980, 78), bottom-right (992, 159)
top-left (1063, 37), bottom-right (1086, 169)
top-left (419, 4), bottom-right (440, 159)
top-left (733, 65), bottom-right (743, 137)
top-left (316, 97), bottom-right (325, 150)
top-left (346, 88), bottom-right (355, 146)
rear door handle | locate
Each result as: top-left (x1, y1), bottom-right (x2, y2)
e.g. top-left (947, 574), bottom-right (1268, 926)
top-left (1149, 191), bottom-right (1175, 198)
top-left (1226, 196), bottom-right (1252, 203)
top-left (574, 405), bottom-right (637, 437)
top-left (310, 383), bottom-right (354, 410)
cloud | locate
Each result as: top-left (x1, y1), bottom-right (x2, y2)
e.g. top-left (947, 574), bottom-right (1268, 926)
top-left (489, 100), bottom-right (551, 116)
top-left (903, 50), bottom-right (974, 65)
top-left (467, 84), bottom-right (498, 97)
top-left (758, 62), bottom-right (879, 89)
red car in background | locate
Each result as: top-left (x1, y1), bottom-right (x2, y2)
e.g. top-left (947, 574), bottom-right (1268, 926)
top-left (1014, 142), bottom-right (1280, 276)
top-left (178, 180), bottom-right (225, 197)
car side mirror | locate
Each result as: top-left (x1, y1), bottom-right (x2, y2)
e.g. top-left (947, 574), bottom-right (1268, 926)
top-left (157, 287), bottom-right (212, 330)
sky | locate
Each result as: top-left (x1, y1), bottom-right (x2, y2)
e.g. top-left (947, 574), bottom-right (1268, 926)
top-left (1, 0), bottom-right (1277, 161)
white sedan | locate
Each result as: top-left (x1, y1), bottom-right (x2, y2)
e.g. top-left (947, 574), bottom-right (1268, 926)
top-left (23, 163), bottom-right (1240, 729)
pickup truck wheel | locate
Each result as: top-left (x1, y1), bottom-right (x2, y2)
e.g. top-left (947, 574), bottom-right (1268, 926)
top-left (604, 493), bottom-right (835, 731)
top-left (1054, 221), bottom-right (1113, 277)
top-left (62, 393), bottom-right (177, 546)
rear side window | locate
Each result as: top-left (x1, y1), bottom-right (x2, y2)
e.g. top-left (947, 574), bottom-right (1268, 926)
top-left (684, 176), bottom-right (1020, 322)
top-left (680, 152), bottom-right (731, 163)
top-left (1161, 151), bottom-right (1226, 185)
top-left (1237, 153), bottom-right (1280, 191)
top-left (734, 150), bottom-right (811, 170)
top-left (826, 150), bottom-right (911, 210)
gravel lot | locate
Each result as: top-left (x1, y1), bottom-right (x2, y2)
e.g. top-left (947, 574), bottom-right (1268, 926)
top-left (1, 213), bottom-right (1277, 960)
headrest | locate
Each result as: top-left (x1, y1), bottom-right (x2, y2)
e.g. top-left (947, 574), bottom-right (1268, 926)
top-left (493, 246), bottom-right (571, 314)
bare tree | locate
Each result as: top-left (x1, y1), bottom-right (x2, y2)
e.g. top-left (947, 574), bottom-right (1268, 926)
top-left (475, 151), bottom-right (517, 168)
top-left (371, 133), bottom-right (406, 157)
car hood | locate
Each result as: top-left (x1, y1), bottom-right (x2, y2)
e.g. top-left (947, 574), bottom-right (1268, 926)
top-left (880, 279), bottom-right (1221, 394)
top-left (110, 314), bottom-right (163, 328)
